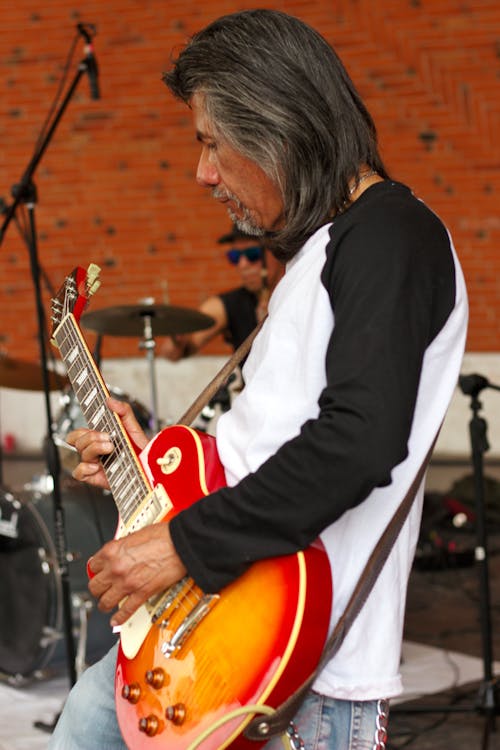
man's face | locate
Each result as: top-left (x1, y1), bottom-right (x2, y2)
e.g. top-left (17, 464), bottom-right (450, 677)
top-left (227, 242), bottom-right (266, 293)
top-left (191, 93), bottom-right (284, 235)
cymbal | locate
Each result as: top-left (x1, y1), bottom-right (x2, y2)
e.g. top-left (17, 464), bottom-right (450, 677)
top-left (0, 355), bottom-right (68, 391)
top-left (81, 304), bottom-right (215, 338)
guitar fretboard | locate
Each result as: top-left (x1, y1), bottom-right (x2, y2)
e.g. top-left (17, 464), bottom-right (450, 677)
top-left (53, 313), bottom-right (150, 525)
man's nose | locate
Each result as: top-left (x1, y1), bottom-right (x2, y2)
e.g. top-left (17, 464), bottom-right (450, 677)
top-left (196, 149), bottom-right (219, 187)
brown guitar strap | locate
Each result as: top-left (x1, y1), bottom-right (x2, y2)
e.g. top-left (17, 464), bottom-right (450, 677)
top-left (244, 430), bottom-right (440, 741)
top-left (177, 316), bottom-right (267, 427)
top-left (175, 319), bottom-right (439, 743)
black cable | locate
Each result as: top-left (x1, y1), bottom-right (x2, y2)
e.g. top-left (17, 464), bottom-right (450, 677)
top-left (32, 31), bottom-right (80, 158)
top-left (389, 710), bottom-right (451, 748)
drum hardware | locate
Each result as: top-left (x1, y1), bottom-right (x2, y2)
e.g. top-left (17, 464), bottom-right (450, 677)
top-left (0, 489), bottom-right (20, 538)
top-left (0, 354), bottom-right (68, 392)
top-left (38, 544), bottom-right (54, 575)
top-left (394, 373), bottom-right (500, 750)
top-left (194, 373), bottom-right (237, 434)
top-left (81, 302), bottom-right (215, 339)
top-left (24, 473), bottom-right (55, 496)
top-left (52, 384), bottom-right (153, 473)
top-left (140, 305), bottom-right (161, 433)
top-left (82, 301), bottom-right (215, 432)
top-left (2, 591), bottom-right (100, 685)
top-left (0, 482), bottom-right (118, 685)
top-left (73, 592), bottom-right (94, 679)
top-left (35, 591), bottom-right (96, 681)
top-left (39, 626), bottom-right (63, 651)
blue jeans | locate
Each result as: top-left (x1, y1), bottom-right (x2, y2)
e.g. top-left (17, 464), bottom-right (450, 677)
top-left (48, 643), bottom-right (389, 750)
top-left (263, 692), bottom-right (389, 750)
top-left (48, 642), bottom-right (123, 750)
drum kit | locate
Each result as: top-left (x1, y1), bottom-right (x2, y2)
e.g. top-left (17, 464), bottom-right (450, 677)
top-left (0, 301), bottom-right (214, 685)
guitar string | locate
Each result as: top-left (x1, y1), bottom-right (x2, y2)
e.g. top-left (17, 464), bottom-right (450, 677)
top-left (61, 318), bottom-right (149, 523)
top-left (58, 315), bottom-right (205, 625)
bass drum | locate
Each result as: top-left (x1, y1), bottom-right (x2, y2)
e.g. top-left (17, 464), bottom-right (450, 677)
top-left (53, 385), bottom-right (152, 473)
top-left (0, 477), bottom-right (118, 680)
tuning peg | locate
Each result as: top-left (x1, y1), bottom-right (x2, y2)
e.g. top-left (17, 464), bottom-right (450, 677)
top-left (86, 263), bottom-right (102, 296)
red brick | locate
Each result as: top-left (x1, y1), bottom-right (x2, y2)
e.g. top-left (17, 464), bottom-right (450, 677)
top-left (0, 1), bottom-right (498, 358)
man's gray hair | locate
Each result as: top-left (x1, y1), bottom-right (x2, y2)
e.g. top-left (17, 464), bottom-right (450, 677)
top-left (163, 9), bottom-right (388, 260)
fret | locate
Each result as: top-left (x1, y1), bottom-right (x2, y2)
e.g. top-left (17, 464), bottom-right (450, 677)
top-left (83, 385), bottom-right (98, 409)
top-left (75, 367), bottom-right (88, 386)
top-left (113, 472), bottom-right (139, 498)
top-left (103, 451), bottom-right (126, 476)
top-left (90, 404), bottom-right (106, 428)
top-left (67, 345), bottom-right (79, 365)
top-left (119, 483), bottom-right (144, 511)
top-left (54, 312), bottom-right (151, 524)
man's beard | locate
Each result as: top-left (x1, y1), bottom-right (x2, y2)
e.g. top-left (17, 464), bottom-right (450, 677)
top-left (212, 187), bottom-right (265, 238)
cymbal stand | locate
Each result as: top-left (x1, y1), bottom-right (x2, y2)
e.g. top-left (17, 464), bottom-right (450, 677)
top-left (0, 24), bottom-right (100, 693)
top-left (393, 372), bottom-right (500, 750)
top-left (138, 313), bottom-right (161, 432)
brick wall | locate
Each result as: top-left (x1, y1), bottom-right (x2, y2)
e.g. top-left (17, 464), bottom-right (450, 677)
top-left (1, 0), bottom-right (499, 361)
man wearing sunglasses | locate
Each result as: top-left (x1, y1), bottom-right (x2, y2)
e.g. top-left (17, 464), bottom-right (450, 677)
top-left (161, 224), bottom-right (283, 361)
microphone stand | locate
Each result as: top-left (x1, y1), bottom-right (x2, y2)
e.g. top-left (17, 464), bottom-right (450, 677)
top-left (460, 373), bottom-right (500, 748)
top-left (393, 373), bottom-right (500, 750)
top-left (0, 30), bottom-right (99, 699)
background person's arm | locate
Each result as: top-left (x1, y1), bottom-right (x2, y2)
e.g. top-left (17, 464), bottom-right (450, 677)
top-left (160, 295), bottom-right (229, 360)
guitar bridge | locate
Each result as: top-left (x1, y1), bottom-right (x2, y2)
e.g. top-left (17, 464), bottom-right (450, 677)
top-left (150, 577), bottom-right (219, 658)
top-left (160, 593), bottom-right (219, 658)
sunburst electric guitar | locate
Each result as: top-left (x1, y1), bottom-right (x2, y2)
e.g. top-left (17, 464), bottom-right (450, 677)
top-left (50, 264), bottom-right (333, 750)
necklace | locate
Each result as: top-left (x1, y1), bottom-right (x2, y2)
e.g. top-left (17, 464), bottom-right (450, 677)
top-left (349, 169), bottom-right (377, 195)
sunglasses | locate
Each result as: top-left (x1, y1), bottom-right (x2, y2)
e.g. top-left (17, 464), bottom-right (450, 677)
top-left (226, 246), bottom-right (263, 265)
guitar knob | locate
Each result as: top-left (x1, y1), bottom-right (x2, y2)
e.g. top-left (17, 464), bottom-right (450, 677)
top-left (145, 667), bottom-right (167, 689)
top-left (166, 703), bottom-right (186, 726)
top-left (121, 682), bottom-right (141, 704)
top-left (139, 714), bottom-right (160, 737)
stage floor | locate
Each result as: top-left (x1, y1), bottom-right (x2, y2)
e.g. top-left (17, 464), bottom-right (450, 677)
top-left (0, 640), bottom-right (498, 749)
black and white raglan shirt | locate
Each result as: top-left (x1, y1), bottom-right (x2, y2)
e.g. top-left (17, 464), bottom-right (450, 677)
top-left (170, 181), bottom-right (468, 701)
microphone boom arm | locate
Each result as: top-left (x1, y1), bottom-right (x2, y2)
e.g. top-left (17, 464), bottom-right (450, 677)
top-left (1, 31), bottom-right (98, 244)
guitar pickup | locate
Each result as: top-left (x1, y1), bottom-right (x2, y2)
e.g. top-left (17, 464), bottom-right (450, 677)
top-left (118, 484), bottom-right (173, 535)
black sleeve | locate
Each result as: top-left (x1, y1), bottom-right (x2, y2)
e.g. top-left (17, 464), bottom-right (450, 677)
top-left (170, 198), bottom-right (456, 593)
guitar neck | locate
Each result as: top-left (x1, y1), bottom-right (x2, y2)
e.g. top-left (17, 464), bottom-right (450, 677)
top-left (52, 312), bottom-right (151, 524)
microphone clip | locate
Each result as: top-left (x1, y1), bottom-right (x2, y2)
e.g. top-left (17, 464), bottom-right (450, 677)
top-left (76, 23), bottom-right (97, 44)
top-left (77, 23), bottom-right (100, 100)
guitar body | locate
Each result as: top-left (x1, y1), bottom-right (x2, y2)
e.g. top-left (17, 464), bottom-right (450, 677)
top-left (50, 267), bottom-right (333, 750)
top-left (115, 426), bottom-right (332, 750)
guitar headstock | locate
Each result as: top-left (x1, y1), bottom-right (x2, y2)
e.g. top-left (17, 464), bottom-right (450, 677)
top-left (50, 264), bottom-right (101, 345)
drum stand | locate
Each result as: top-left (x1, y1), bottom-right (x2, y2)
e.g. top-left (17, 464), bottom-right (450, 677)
top-left (393, 373), bottom-right (500, 750)
top-left (138, 308), bottom-right (161, 432)
top-left (0, 25), bottom-right (101, 701)
top-left (73, 593), bottom-right (94, 680)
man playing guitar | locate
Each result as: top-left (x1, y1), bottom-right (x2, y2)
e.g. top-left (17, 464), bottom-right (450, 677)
top-left (49, 10), bottom-right (468, 750)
